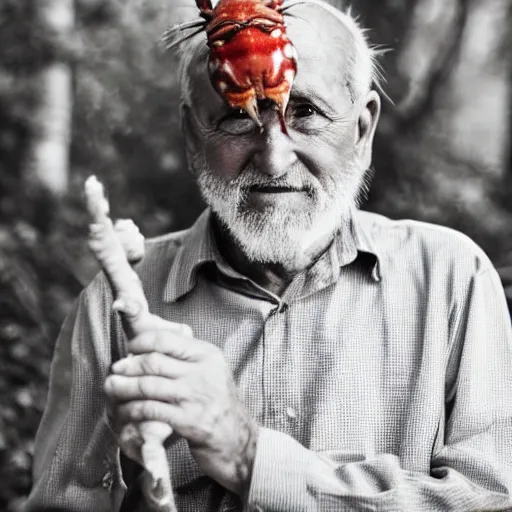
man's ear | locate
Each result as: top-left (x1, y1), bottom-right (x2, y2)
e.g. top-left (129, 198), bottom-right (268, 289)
top-left (356, 90), bottom-right (381, 169)
top-left (181, 104), bottom-right (201, 175)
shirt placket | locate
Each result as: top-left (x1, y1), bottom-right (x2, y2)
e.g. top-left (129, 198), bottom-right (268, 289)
top-left (261, 302), bottom-right (299, 436)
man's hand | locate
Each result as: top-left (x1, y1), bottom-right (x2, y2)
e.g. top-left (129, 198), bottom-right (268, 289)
top-left (104, 326), bottom-right (259, 497)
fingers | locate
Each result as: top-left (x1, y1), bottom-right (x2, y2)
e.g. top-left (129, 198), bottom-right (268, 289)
top-left (126, 330), bottom-right (217, 361)
top-left (115, 400), bottom-right (226, 447)
top-left (155, 317), bottom-right (193, 337)
top-left (132, 313), bottom-right (193, 337)
top-left (116, 400), bottom-right (184, 426)
top-left (115, 306), bottom-right (193, 338)
top-left (111, 352), bottom-right (188, 378)
top-left (104, 374), bottom-right (186, 403)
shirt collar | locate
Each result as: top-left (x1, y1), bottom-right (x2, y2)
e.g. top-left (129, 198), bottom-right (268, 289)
top-left (164, 208), bottom-right (381, 303)
top-left (352, 208), bottom-right (382, 282)
top-left (163, 209), bottom-right (218, 303)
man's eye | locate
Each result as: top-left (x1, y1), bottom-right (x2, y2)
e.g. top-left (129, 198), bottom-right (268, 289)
top-left (230, 109), bottom-right (249, 119)
top-left (293, 104), bottom-right (317, 118)
top-left (218, 109), bottom-right (254, 135)
top-left (288, 102), bottom-right (330, 132)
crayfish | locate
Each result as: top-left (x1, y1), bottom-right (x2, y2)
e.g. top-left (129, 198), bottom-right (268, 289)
top-left (165, 0), bottom-right (299, 134)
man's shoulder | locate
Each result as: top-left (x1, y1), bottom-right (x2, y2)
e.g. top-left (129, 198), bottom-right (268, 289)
top-left (356, 210), bottom-right (494, 276)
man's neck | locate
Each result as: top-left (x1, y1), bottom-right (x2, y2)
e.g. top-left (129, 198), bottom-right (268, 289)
top-left (211, 216), bottom-right (336, 297)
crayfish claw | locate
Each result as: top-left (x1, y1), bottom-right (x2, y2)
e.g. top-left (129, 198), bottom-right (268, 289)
top-left (244, 97), bottom-right (264, 132)
top-left (277, 106), bottom-right (289, 135)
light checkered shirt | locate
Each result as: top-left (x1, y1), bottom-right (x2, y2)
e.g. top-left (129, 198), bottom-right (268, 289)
top-left (27, 208), bottom-right (512, 511)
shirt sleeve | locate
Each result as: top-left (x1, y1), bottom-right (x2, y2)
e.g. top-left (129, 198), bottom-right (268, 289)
top-left (246, 266), bottom-right (512, 511)
top-left (25, 274), bottom-right (127, 511)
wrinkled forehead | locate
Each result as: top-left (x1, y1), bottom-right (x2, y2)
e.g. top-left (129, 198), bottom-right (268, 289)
top-left (184, 4), bottom-right (357, 115)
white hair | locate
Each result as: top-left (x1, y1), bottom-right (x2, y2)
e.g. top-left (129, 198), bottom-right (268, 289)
top-left (295, 0), bottom-right (385, 104)
top-left (173, 0), bottom-right (385, 108)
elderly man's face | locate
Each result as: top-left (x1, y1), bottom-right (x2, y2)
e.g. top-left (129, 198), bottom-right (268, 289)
top-left (182, 7), bottom-right (380, 266)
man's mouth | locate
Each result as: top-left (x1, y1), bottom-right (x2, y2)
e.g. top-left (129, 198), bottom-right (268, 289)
top-left (249, 185), bottom-right (304, 194)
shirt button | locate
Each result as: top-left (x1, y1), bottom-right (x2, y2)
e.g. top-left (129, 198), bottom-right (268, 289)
top-left (286, 407), bottom-right (297, 419)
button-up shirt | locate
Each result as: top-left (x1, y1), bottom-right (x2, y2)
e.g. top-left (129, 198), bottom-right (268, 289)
top-left (26, 208), bottom-right (512, 511)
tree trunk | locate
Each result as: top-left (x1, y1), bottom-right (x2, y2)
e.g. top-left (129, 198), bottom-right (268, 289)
top-left (27, 0), bottom-right (74, 195)
top-left (351, 0), bottom-right (512, 262)
top-left (396, 0), bottom-right (511, 175)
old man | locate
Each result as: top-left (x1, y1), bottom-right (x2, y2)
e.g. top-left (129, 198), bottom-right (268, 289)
top-left (27, 1), bottom-right (512, 511)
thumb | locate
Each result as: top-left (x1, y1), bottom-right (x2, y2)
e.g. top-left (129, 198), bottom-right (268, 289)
top-left (140, 313), bottom-right (194, 337)
top-left (113, 299), bottom-right (193, 338)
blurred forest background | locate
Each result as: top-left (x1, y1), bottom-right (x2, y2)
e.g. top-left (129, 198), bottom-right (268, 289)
top-left (0, 0), bottom-right (511, 509)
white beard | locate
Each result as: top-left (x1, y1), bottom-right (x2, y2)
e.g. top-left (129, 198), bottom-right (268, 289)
top-left (195, 157), bottom-right (365, 269)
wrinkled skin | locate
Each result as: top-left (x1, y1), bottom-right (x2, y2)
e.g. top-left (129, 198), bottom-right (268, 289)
top-left (105, 4), bottom-right (381, 499)
top-left (105, 325), bottom-right (256, 497)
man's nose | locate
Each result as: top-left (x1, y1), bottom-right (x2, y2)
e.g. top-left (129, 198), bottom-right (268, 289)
top-left (252, 120), bottom-right (297, 178)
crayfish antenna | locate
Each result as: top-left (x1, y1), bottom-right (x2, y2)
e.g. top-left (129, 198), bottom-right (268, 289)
top-left (164, 27), bottom-right (206, 50)
top-left (163, 19), bottom-right (205, 38)
top-left (279, 0), bottom-right (307, 13)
